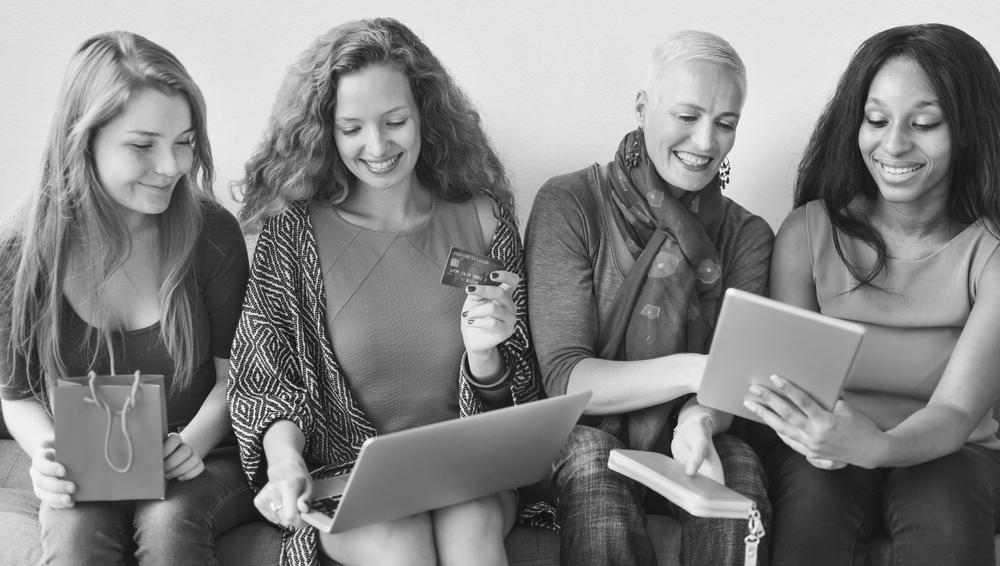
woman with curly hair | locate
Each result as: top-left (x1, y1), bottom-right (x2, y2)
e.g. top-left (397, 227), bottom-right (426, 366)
top-left (744, 24), bottom-right (1000, 565)
top-left (0, 31), bottom-right (253, 564)
top-left (227, 18), bottom-right (540, 566)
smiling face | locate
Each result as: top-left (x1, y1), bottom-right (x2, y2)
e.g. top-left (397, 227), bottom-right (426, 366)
top-left (858, 56), bottom-right (953, 207)
top-left (334, 64), bottom-right (421, 194)
top-left (92, 87), bottom-right (194, 228)
top-left (638, 59), bottom-right (745, 195)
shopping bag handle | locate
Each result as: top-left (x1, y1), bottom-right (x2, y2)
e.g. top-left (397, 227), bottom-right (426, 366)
top-left (83, 370), bottom-right (142, 473)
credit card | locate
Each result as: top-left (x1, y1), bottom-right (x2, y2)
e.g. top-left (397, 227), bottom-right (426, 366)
top-left (440, 246), bottom-right (503, 288)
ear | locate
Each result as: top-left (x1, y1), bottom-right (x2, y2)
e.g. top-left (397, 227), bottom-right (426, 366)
top-left (635, 90), bottom-right (648, 127)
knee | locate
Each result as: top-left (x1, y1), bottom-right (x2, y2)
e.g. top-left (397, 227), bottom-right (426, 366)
top-left (713, 435), bottom-right (768, 498)
top-left (434, 495), bottom-right (506, 535)
top-left (885, 456), bottom-right (994, 534)
top-left (321, 513), bottom-right (436, 566)
top-left (553, 426), bottom-right (626, 487)
top-left (39, 502), bottom-right (131, 563)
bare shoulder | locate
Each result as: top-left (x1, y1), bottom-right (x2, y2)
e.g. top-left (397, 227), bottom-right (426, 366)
top-left (472, 195), bottom-right (500, 245)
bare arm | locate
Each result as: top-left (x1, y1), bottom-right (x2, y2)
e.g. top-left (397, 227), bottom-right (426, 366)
top-left (176, 356), bottom-right (233, 459)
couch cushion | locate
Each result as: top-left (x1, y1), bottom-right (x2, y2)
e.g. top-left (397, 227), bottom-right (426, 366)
top-left (0, 439), bottom-right (33, 491)
top-left (0, 488), bottom-right (42, 565)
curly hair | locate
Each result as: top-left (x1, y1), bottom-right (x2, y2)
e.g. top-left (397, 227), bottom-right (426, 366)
top-left (795, 23), bottom-right (1000, 286)
top-left (1, 31), bottom-right (213, 399)
top-left (236, 17), bottom-right (512, 228)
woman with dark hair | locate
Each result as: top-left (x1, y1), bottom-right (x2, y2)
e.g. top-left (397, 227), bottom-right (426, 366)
top-left (227, 18), bottom-right (539, 566)
top-left (0, 31), bottom-right (253, 564)
top-left (744, 23), bottom-right (1000, 565)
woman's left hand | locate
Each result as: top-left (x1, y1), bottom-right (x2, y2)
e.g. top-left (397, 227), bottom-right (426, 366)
top-left (163, 432), bottom-right (206, 481)
top-left (461, 270), bottom-right (519, 354)
top-left (743, 375), bottom-right (883, 468)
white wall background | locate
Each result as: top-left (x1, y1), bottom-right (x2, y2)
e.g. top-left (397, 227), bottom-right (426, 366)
top-left (2, 0), bottom-right (998, 230)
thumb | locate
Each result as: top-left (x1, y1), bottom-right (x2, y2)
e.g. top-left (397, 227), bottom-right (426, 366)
top-left (296, 480), bottom-right (313, 513)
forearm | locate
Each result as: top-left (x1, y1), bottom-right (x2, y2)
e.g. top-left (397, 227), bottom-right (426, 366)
top-left (677, 397), bottom-right (733, 435)
top-left (1, 397), bottom-right (55, 456)
top-left (178, 382), bottom-right (231, 459)
top-left (466, 348), bottom-right (510, 406)
top-left (870, 404), bottom-right (975, 468)
top-left (262, 419), bottom-right (307, 469)
top-left (566, 353), bottom-right (703, 415)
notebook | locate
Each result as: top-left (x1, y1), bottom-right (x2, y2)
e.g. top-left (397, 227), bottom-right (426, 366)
top-left (697, 288), bottom-right (866, 424)
top-left (608, 449), bottom-right (752, 519)
top-left (301, 391), bottom-right (591, 533)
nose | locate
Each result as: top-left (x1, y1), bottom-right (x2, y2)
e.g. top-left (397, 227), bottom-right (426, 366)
top-left (691, 119), bottom-right (715, 152)
top-left (154, 145), bottom-right (182, 177)
top-left (366, 127), bottom-right (389, 156)
top-left (881, 122), bottom-right (912, 156)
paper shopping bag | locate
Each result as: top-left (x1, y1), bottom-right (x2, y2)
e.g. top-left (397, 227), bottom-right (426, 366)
top-left (53, 371), bottom-right (168, 501)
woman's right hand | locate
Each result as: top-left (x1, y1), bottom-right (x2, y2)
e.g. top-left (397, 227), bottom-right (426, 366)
top-left (30, 437), bottom-right (76, 508)
top-left (255, 458), bottom-right (313, 529)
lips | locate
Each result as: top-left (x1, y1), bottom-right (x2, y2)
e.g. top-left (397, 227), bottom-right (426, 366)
top-left (138, 181), bottom-right (175, 190)
top-left (360, 153), bottom-right (402, 174)
top-left (674, 151), bottom-right (712, 170)
top-left (876, 159), bottom-right (924, 176)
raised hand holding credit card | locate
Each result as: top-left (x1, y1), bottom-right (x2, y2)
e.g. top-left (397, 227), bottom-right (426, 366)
top-left (440, 246), bottom-right (503, 288)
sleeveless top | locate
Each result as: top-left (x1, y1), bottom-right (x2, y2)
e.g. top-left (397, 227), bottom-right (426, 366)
top-left (309, 198), bottom-right (487, 434)
top-left (805, 200), bottom-right (1000, 449)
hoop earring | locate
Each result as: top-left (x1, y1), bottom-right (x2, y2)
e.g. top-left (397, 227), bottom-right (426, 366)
top-left (625, 128), bottom-right (643, 169)
top-left (717, 158), bottom-right (731, 190)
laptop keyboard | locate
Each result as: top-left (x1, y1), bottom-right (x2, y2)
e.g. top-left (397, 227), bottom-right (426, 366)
top-left (310, 493), bottom-right (344, 517)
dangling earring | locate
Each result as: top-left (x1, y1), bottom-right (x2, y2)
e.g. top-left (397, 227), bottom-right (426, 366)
top-left (625, 127), bottom-right (643, 169)
top-left (717, 158), bottom-right (731, 190)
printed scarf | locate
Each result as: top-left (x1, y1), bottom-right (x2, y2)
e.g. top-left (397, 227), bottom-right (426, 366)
top-left (596, 129), bottom-right (726, 451)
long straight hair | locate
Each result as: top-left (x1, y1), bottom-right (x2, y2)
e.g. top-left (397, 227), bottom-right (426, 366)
top-left (795, 24), bottom-right (1000, 286)
top-left (1, 31), bottom-right (215, 403)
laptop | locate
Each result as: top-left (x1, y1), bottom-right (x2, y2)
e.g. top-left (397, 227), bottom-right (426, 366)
top-left (697, 288), bottom-right (865, 424)
top-left (301, 390), bottom-right (591, 533)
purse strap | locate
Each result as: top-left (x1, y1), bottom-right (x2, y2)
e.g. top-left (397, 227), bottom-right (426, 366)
top-left (83, 370), bottom-right (142, 473)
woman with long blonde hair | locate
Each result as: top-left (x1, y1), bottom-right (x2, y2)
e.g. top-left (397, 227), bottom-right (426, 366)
top-left (0, 31), bottom-right (254, 564)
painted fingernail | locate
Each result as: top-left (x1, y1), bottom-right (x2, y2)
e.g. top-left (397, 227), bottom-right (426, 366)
top-left (466, 285), bottom-right (476, 293)
top-left (742, 400), bottom-right (755, 411)
top-left (490, 272), bottom-right (500, 280)
top-left (748, 385), bottom-right (762, 396)
top-left (770, 375), bottom-right (785, 387)
top-left (461, 311), bottom-right (468, 317)
top-left (466, 319), bottom-right (474, 325)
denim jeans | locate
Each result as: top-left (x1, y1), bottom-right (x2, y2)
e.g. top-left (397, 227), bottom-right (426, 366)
top-left (766, 442), bottom-right (1000, 566)
top-left (39, 451), bottom-right (257, 566)
top-left (546, 424), bottom-right (772, 566)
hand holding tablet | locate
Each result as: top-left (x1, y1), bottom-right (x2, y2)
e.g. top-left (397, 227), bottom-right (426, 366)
top-left (697, 289), bottom-right (865, 425)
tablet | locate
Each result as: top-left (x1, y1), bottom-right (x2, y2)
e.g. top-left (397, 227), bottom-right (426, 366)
top-left (697, 288), bottom-right (865, 424)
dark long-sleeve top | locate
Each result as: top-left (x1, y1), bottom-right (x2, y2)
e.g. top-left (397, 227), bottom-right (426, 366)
top-left (524, 165), bottom-right (774, 399)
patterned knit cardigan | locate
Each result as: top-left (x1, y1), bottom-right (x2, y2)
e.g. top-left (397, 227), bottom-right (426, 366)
top-left (227, 200), bottom-right (542, 566)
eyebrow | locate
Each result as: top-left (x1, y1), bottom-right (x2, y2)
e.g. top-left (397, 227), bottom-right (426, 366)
top-left (126, 127), bottom-right (195, 136)
top-left (866, 97), bottom-right (940, 108)
top-left (673, 103), bottom-right (740, 119)
top-left (336, 105), bottom-right (410, 122)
